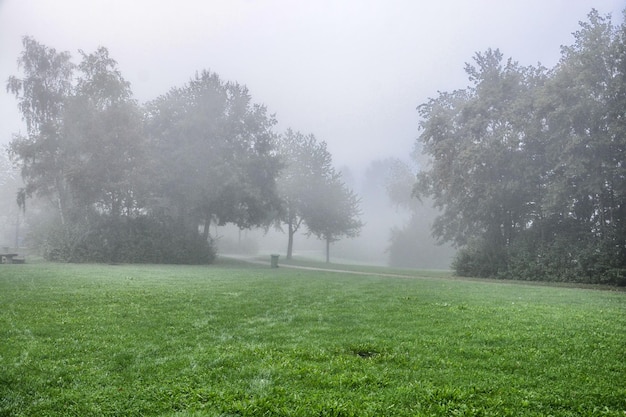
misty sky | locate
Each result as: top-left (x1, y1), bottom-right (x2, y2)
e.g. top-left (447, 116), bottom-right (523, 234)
top-left (1, 0), bottom-right (624, 175)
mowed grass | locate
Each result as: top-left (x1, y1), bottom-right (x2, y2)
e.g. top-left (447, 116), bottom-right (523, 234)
top-left (0, 260), bottom-right (625, 416)
top-left (263, 256), bottom-right (454, 279)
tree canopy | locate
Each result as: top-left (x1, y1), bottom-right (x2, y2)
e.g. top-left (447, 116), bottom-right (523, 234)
top-left (304, 174), bottom-right (363, 263)
top-left (6, 38), bottom-right (281, 263)
top-left (415, 10), bottom-right (626, 284)
top-left (275, 129), bottom-right (362, 261)
top-left (144, 70), bottom-right (282, 238)
top-left (6, 37), bottom-right (360, 264)
top-left (7, 37), bottom-right (75, 223)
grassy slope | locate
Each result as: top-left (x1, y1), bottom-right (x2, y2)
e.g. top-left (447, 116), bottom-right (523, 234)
top-left (0, 261), bottom-right (625, 416)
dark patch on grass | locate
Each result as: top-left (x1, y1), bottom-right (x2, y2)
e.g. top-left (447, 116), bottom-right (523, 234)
top-left (347, 344), bottom-right (381, 359)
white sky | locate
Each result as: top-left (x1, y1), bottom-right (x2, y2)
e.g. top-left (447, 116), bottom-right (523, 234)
top-left (1, 0), bottom-right (624, 175)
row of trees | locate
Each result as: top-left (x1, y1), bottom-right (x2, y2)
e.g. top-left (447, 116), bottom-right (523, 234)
top-left (415, 10), bottom-right (626, 284)
top-left (6, 37), bottom-right (361, 263)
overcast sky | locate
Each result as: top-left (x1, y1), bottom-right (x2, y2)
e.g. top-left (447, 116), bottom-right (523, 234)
top-left (1, 0), bottom-right (624, 175)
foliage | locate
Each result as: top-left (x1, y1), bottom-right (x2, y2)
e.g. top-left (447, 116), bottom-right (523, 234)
top-left (62, 47), bottom-right (146, 218)
top-left (451, 237), bottom-right (508, 278)
top-left (416, 49), bottom-right (546, 248)
top-left (416, 10), bottom-right (626, 284)
top-left (6, 38), bottom-right (154, 262)
top-left (0, 150), bottom-right (23, 247)
top-left (6, 38), bottom-right (287, 264)
top-left (304, 175), bottom-right (363, 263)
top-left (33, 213), bottom-right (215, 264)
top-left (275, 129), bottom-right (334, 259)
top-left (1, 263), bottom-right (624, 416)
top-left (275, 129), bottom-right (363, 261)
top-left (144, 70), bottom-right (282, 239)
top-left (384, 158), bottom-right (422, 212)
top-left (388, 216), bottom-right (455, 270)
top-left (6, 37), bottom-right (75, 222)
top-left (383, 158), bottom-right (455, 269)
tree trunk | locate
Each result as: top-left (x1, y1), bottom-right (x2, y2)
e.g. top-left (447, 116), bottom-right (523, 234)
top-left (55, 176), bottom-right (67, 226)
top-left (14, 210), bottom-right (20, 249)
top-left (287, 221), bottom-right (294, 260)
top-left (202, 214), bottom-right (211, 241)
top-left (325, 237), bottom-right (330, 263)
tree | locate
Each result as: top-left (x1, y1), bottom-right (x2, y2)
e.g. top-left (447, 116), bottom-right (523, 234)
top-left (275, 129), bottom-right (363, 261)
top-left (383, 158), bottom-right (455, 269)
top-left (7, 39), bottom-right (153, 262)
top-left (0, 150), bottom-right (23, 248)
top-left (275, 129), bottom-right (336, 259)
top-left (536, 9), bottom-right (626, 281)
top-left (62, 47), bottom-right (145, 218)
top-left (414, 9), bottom-right (626, 283)
top-left (7, 38), bottom-right (215, 264)
top-left (305, 175), bottom-right (363, 263)
top-left (7, 37), bottom-right (74, 225)
top-left (415, 48), bottom-right (547, 273)
top-left (7, 40), bottom-right (144, 222)
top-left (144, 70), bottom-right (282, 240)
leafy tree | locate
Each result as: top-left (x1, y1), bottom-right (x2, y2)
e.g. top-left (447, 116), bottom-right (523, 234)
top-left (305, 175), bottom-right (363, 263)
top-left (535, 9), bottom-right (626, 282)
top-left (275, 129), bottom-right (336, 259)
top-left (7, 37), bottom-right (75, 224)
top-left (62, 47), bottom-right (145, 218)
top-left (385, 158), bottom-right (421, 212)
top-left (144, 70), bottom-right (282, 240)
top-left (7, 39), bottom-right (152, 262)
top-left (416, 48), bottom-right (547, 275)
top-left (0, 150), bottom-right (23, 247)
top-left (384, 158), bottom-right (455, 269)
top-left (415, 9), bottom-right (626, 284)
top-left (7, 40), bottom-right (144, 221)
top-left (7, 38), bottom-right (214, 263)
top-left (275, 129), bottom-right (363, 262)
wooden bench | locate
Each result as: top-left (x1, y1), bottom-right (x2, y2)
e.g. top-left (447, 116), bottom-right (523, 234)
top-left (1, 253), bottom-right (19, 264)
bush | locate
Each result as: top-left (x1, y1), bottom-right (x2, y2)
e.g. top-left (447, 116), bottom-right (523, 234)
top-left (452, 238), bottom-right (507, 278)
top-left (35, 214), bottom-right (216, 264)
top-left (502, 223), bottom-right (626, 285)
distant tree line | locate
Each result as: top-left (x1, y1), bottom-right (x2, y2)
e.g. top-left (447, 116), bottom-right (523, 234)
top-left (6, 38), bottom-right (361, 263)
top-left (415, 10), bottom-right (626, 284)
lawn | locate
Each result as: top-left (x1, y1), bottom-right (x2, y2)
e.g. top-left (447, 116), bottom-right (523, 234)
top-left (0, 259), bottom-right (625, 416)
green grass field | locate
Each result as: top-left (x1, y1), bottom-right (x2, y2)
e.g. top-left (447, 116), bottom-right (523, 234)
top-left (1, 259), bottom-right (625, 416)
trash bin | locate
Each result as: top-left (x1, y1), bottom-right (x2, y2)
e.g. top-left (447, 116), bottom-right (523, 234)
top-left (270, 254), bottom-right (280, 268)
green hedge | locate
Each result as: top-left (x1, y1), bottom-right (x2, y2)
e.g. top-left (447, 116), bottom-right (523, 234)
top-left (40, 214), bottom-right (216, 264)
top-left (453, 231), bottom-right (626, 286)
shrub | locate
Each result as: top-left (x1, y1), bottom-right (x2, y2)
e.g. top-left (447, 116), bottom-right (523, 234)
top-left (34, 214), bottom-right (216, 264)
top-left (452, 238), bottom-right (507, 278)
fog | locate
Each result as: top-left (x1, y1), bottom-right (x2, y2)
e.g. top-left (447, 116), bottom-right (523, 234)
top-left (3, 1), bottom-right (623, 168)
top-left (0, 1), bottom-right (623, 267)
top-left (214, 159), bottom-right (455, 268)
